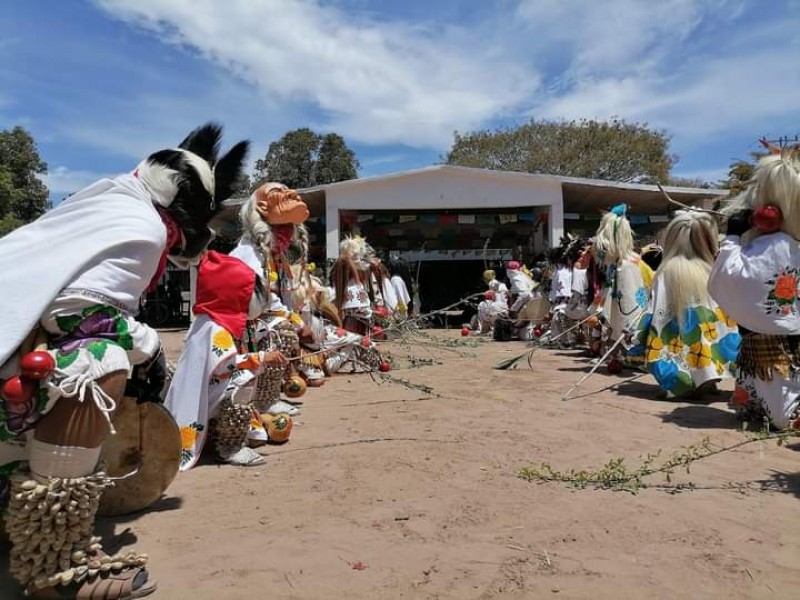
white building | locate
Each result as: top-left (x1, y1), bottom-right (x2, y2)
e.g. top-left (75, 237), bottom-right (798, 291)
top-left (208, 165), bottom-right (725, 312)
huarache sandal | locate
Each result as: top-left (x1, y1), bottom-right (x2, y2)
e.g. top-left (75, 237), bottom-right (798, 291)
top-left (29, 565), bottom-right (156, 599)
top-left (217, 446), bottom-right (265, 466)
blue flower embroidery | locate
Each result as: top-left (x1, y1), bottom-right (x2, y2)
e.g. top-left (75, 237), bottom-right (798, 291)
top-left (717, 331), bottom-right (742, 362)
top-left (650, 359), bottom-right (679, 390)
top-left (680, 308), bottom-right (699, 335)
top-left (627, 343), bottom-right (645, 357)
top-left (635, 287), bottom-right (649, 309)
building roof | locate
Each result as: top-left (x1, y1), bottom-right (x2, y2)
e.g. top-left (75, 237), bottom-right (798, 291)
top-left (302, 165), bottom-right (725, 213)
top-left (210, 165), bottom-right (727, 236)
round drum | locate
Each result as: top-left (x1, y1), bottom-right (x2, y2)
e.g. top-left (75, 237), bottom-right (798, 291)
top-left (517, 297), bottom-right (552, 323)
top-left (98, 396), bottom-right (181, 517)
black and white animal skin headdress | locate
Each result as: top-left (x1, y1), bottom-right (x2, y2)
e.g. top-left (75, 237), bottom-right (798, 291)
top-left (135, 123), bottom-right (249, 259)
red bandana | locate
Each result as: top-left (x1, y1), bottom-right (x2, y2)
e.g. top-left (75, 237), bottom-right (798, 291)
top-left (193, 251), bottom-right (256, 339)
top-left (272, 223), bottom-right (295, 255)
top-left (148, 206), bottom-right (182, 292)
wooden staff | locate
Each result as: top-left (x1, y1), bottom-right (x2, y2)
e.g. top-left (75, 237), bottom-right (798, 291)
top-left (561, 334), bottom-right (628, 401)
top-left (656, 183), bottom-right (726, 217)
top-left (494, 311), bottom-right (599, 370)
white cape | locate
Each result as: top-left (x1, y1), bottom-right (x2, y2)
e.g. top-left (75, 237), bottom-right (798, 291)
top-left (164, 315), bottom-right (234, 471)
top-left (0, 175), bottom-right (164, 372)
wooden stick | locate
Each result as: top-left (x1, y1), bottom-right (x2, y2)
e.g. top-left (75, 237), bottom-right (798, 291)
top-left (656, 183), bottom-right (726, 217)
top-left (562, 334), bottom-right (627, 401)
top-left (526, 312), bottom-right (599, 369)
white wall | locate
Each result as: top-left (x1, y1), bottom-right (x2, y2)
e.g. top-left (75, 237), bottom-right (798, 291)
top-left (324, 168), bottom-right (563, 258)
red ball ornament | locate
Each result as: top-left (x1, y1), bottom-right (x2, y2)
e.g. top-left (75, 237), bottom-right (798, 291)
top-left (607, 358), bottom-right (624, 374)
top-left (336, 328), bottom-right (347, 337)
top-left (374, 306), bottom-right (390, 319)
top-left (19, 351), bottom-right (55, 380)
top-left (533, 327), bottom-right (543, 337)
top-left (378, 362), bottom-right (392, 372)
top-left (461, 327), bottom-right (470, 337)
top-left (371, 325), bottom-right (385, 340)
top-left (361, 337), bottom-right (372, 348)
top-left (1, 376), bottom-right (36, 405)
top-left (751, 204), bottom-right (783, 234)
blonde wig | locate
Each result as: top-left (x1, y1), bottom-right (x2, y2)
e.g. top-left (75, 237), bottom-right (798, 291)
top-left (594, 211), bottom-right (635, 265)
top-left (749, 152), bottom-right (800, 240)
top-left (339, 236), bottom-right (362, 259)
top-left (657, 210), bottom-right (719, 323)
top-left (291, 266), bottom-right (342, 327)
top-left (723, 151), bottom-right (800, 241)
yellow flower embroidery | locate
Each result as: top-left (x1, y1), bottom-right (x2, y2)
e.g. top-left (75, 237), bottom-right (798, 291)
top-left (667, 338), bottom-right (683, 355)
top-left (714, 307), bottom-right (735, 328)
top-left (180, 426), bottom-right (197, 450)
top-left (646, 337), bottom-right (664, 362)
top-left (212, 329), bottom-right (234, 351)
top-left (268, 270), bottom-right (279, 283)
top-left (700, 322), bottom-right (717, 340)
top-left (289, 312), bottom-right (303, 325)
top-left (686, 342), bottom-right (712, 369)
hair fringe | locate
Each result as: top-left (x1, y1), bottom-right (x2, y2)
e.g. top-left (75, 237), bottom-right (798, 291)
top-left (239, 196), bottom-right (272, 263)
top-left (657, 211), bottom-right (718, 323)
top-left (594, 212), bottom-right (634, 264)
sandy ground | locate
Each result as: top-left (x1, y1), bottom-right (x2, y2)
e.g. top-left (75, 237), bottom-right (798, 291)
top-left (3, 329), bottom-right (799, 599)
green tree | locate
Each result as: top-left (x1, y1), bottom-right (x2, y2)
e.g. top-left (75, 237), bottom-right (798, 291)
top-left (252, 128), bottom-right (359, 189)
top-left (446, 118), bottom-right (675, 183)
top-left (0, 126), bottom-right (49, 235)
top-left (316, 133), bottom-right (358, 184)
top-left (718, 150), bottom-right (767, 194)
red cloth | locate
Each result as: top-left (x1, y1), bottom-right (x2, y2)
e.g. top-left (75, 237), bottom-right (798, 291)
top-left (193, 251), bottom-right (256, 339)
top-left (148, 206), bottom-right (182, 292)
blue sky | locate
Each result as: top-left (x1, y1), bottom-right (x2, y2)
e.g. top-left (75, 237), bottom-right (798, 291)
top-left (1, 0), bottom-right (798, 201)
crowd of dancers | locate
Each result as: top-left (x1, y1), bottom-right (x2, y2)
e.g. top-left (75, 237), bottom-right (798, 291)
top-left (0, 122), bottom-right (798, 599)
top-left (472, 144), bottom-right (800, 433)
top-left (0, 123), bottom-right (415, 598)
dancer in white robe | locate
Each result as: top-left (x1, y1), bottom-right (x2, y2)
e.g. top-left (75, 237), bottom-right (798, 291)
top-left (592, 205), bottom-right (654, 367)
top-left (0, 123), bottom-right (248, 598)
top-left (165, 251), bottom-right (288, 470)
top-left (632, 212), bottom-right (738, 398)
top-left (709, 148), bottom-right (800, 429)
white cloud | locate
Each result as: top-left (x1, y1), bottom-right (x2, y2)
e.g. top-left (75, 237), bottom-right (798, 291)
top-left (52, 0), bottom-right (796, 172)
top-left (43, 166), bottom-right (113, 196)
top-left (518, 1), bottom-right (800, 138)
top-left (94, 0), bottom-right (538, 148)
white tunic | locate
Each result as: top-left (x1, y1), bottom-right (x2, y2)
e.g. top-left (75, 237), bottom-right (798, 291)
top-left (391, 276), bottom-right (411, 307)
top-left (487, 279), bottom-right (509, 306)
top-left (709, 232), bottom-right (800, 335)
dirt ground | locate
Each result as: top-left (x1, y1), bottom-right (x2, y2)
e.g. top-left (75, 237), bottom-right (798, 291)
top-left (3, 329), bottom-right (800, 599)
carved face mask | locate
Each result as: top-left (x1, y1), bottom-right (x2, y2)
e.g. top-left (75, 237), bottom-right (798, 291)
top-left (254, 183), bottom-right (309, 225)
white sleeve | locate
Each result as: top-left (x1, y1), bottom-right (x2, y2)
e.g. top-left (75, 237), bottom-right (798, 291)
top-left (392, 277), bottom-right (411, 305)
top-left (709, 233), bottom-right (800, 335)
top-left (382, 278), bottom-right (398, 309)
top-left (125, 317), bottom-right (161, 365)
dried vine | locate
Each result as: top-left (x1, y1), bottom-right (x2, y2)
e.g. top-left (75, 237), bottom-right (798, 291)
top-left (519, 429), bottom-right (799, 494)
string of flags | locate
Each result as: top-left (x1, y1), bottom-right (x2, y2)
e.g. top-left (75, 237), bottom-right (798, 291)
top-left (339, 211), bottom-right (546, 227)
top-left (563, 213), bottom-right (670, 224)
